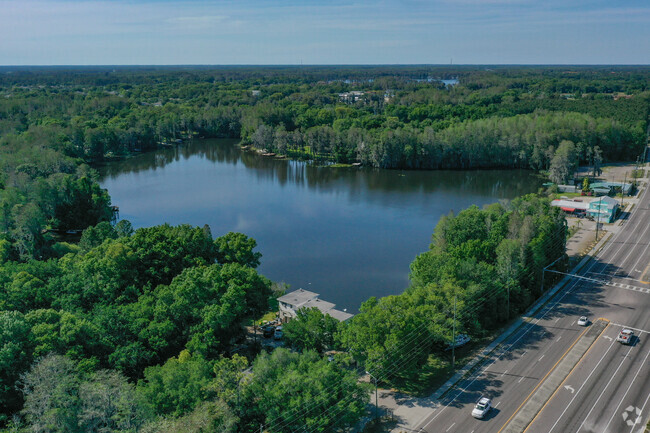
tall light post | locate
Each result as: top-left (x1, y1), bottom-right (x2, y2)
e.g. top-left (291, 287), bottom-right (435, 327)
top-left (451, 296), bottom-right (457, 370)
top-left (595, 198), bottom-right (600, 240)
top-left (366, 371), bottom-right (379, 421)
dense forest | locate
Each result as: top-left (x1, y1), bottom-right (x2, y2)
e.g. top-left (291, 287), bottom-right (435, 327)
top-left (0, 66), bottom-right (648, 432)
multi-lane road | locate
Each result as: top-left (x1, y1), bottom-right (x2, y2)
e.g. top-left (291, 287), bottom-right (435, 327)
top-left (414, 164), bottom-right (650, 433)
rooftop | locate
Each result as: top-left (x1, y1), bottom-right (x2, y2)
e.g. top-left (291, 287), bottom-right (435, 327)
top-left (277, 288), bottom-right (319, 307)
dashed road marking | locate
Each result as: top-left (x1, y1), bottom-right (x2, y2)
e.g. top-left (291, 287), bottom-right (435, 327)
top-left (539, 355), bottom-right (545, 362)
top-left (446, 422), bottom-right (455, 432)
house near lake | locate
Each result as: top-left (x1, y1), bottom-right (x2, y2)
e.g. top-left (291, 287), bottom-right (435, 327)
top-left (277, 289), bottom-right (353, 323)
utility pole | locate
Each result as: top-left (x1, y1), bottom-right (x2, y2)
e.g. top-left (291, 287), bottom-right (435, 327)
top-left (366, 371), bottom-right (379, 421)
top-left (507, 285), bottom-right (510, 321)
top-left (452, 296), bottom-right (457, 370)
top-left (595, 196), bottom-right (602, 241)
top-left (622, 172), bottom-right (627, 207)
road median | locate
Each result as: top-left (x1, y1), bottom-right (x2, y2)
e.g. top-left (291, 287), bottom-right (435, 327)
top-left (498, 318), bottom-right (609, 433)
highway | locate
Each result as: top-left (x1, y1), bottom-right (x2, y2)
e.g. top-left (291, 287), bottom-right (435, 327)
top-left (414, 166), bottom-right (650, 433)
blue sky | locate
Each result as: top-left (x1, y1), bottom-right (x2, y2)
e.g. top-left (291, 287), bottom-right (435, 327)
top-left (1, 0), bottom-right (649, 65)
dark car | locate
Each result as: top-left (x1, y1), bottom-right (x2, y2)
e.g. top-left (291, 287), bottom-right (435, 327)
top-left (262, 325), bottom-right (275, 338)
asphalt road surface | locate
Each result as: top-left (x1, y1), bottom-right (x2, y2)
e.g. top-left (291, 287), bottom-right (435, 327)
top-left (414, 174), bottom-right (650, 433)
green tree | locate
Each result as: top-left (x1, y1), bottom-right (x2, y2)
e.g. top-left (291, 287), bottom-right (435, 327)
top-left (0, 311), bottom-right (33, 422)
top-left (283, 307), bottom-right (338, 353)
top-left (240, 349), bottom-right (368, 432)
top-left (78, 221), bottom-right (118, 252)
top-left (137, 351), bottom-right (213, 418)
top-left (549, 140), bottom-right (577, 184)
top-left (20, 354), bottom-right (80, 433)
top-left (214, 232), bottom-right (262, 268)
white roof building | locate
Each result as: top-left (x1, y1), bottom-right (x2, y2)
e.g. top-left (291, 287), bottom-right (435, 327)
top-left (277, 288), bottom-right (353, 322)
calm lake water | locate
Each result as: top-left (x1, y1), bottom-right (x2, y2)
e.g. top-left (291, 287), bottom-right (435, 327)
top-left (98, 139), bottom-right (542, 312)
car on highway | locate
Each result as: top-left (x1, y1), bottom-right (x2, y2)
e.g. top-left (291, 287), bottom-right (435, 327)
top-left (472, 397), bottom-right (492, 419)
top-left (616, 328), bottom-right (634, 345)
top-left (577, 316), bottom-right (589, 326)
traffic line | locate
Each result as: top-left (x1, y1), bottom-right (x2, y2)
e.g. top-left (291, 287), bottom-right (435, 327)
top-left (496, 322), bottom-right (594, 433)
top-left (531, 326), bottom-right (615, 433)
top-left (498, 319), bottom-right (609, 433)
top-left (601, 345), bottom-right (650, 432)
top-left (609, 323), bottom-right (650, 334)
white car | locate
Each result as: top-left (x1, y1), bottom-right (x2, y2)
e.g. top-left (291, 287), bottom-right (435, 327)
top-left (577, 316), bottom-right (589, 326)
top-left (472, 397), bottom-right (492, 419)
top-left (447, 334), bottom-right (471, 350)
top-left (616, 329), bottom-right (634, 345)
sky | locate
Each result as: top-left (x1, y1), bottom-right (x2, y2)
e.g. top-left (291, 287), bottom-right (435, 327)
top-left (1, 0), bottom-right (649, 65)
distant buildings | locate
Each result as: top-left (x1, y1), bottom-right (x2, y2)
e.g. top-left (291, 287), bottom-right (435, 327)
top-left (277, 289), bottom-right (353, 322)
top-left (338, 91), bottom-right (364, 103)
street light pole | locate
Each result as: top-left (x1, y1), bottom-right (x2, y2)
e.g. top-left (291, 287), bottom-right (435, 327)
top-left (622, 172), bottom-right (627, 207)
top-left (595, 196), bottom-right (602, 241)
top-left (366, 371), bottom-right (379, 422)
top-left (452, 296), bottom-right (457, 370)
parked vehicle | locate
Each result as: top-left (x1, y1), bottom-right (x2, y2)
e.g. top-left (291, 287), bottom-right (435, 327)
top-left (577, 316), bottom-right (589, 326)
top-left (446, 334), bottom-right (471, 350)
top-left (262, 325), bottom-right (275, 338)
top-left (472, 397), bottom-right (492, 419)
top-left (616, 329), bottom-right (634, 345)
top-left (274, 326), bottom-right (283, 340)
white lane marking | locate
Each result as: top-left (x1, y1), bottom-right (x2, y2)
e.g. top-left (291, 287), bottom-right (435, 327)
top-left (446, 422), bottom-right (455, 432)
top-left (616, 217), bottom-right (650, 274)
top-left (522, 350), bottom-right (527, 356)
top-left (518, 376), bottom-right (525, 383)
top-left (628, 220), bottom-right (650, 275)
top-left (547, 338), bottom-right (617, 433)
top-left (577, 343), bottom-right (637, 432)
top-left (610, 323), bottom-right (650, 334)
top-left (556, 336), bottom-right (562, 342)
top-left (635, 269), bottom-right (641, 272)
top-left (539, 355), bottom-right (545, 362)
top-left (496, 401), bottom-right (501, 408)
top-left (572, 321), bottom-right (576, 326)
top-left (556, 317), bottom-right (561, 322)
top-left (501, 370), bottom-right (508, 377)
top-left (629, 387), bottom-right (650, 433)
top-left (602, 345), bottom-right (650, 432)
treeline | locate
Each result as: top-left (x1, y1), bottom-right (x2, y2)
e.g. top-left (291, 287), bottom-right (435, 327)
top-left (250, 111), bottom-right (643, 169)
top-left (0, 225), bottom-right (368, 432)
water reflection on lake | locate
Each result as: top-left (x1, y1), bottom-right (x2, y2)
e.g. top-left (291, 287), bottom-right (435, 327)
top-left (99, 139), bottom-right (542, 311)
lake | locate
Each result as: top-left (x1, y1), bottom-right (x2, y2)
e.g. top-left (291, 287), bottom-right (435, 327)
top-left (98, 139), bottom-right (542, 312)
